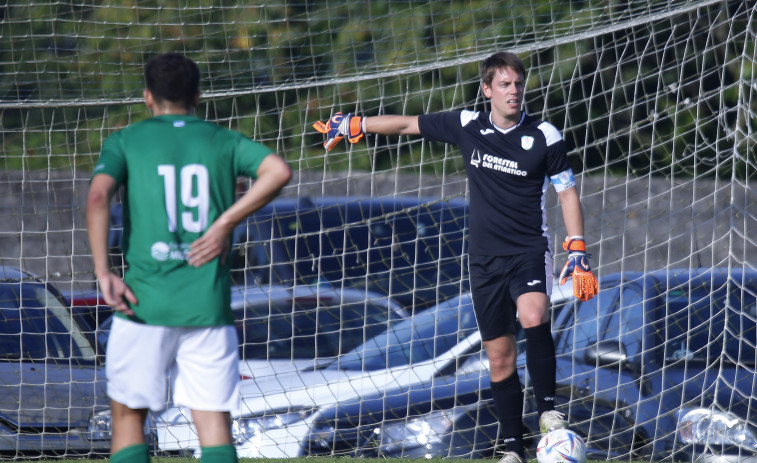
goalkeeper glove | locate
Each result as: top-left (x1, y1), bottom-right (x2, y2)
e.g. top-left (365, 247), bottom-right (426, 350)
top-left (558, 236), bottom-right (599, 302)
top-left (312, 112), bottom-right (365, 151)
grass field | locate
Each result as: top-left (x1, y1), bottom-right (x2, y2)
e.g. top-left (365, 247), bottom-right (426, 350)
top-left (33, 459), bottom-right (636, 463)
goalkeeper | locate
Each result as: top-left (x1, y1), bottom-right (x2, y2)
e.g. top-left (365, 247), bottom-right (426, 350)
top-left (87, 53), bottom-right (291, 463)
top-left (314, 51), bottom-right (597, 463)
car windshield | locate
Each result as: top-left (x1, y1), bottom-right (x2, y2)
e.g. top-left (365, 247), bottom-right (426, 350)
top-left (0, 282), bottom-right (97, 361)
top-left (556, 276), bottom-right (757, 368)
top-left (555, 286), bottom-right (622, 356)
top-left (236, 297), bottom-right (400, 361)
top-left (661, 283), bottom-right (757, 366)
top-left (331, 295), bottom-right (479, 371)
top-left (229, 199), bottom-right (468, 310)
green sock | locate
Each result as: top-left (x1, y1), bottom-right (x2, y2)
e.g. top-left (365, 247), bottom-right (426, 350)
top-left (201, 444), bottom-right (238, 463)
top-left (110, 443), bottom-right (150, 463)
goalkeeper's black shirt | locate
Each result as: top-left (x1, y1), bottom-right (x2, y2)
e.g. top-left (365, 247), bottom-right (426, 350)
top-left (418, 110), bottom-right (572, 257)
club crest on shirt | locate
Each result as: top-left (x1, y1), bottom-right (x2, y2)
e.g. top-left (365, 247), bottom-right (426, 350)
top-left (521, 136), bottom-right (535, 150)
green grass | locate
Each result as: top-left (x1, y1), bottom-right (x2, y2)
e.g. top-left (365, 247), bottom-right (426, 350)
top-left (32, 459), bottom-right (640, 463)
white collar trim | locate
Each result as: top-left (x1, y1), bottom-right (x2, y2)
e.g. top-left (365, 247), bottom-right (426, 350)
top-left (489, 112), bottom-right (526, 134)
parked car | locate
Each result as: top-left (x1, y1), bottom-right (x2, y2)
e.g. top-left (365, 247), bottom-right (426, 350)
top-left (95, 282), bottom-right (408, 377)
top-left (0, 265), bottom-right (111, 457)
top-left (231, 283), bottom-right (409, 377)
top-left (304, 368), bottom-right (506, 459)
top-left (550, 267), bottom-right (757, 462)
top-left (297, 196), bottom-right (469, 311)
top-left (110, 195), bottom-right (470, 312)
top-left (302, 268), bottom-right (757, 462)
top-left (301, 367), bottom-right (610, 460)
top-left (61, 287), bottom-right (113, 330)
top-left (154, 283), bottom-right (575, 458)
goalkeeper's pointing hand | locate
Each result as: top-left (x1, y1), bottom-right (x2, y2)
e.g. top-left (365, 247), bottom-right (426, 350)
top-left (558, 236), bottom-right (599, 302)
top-left (313, 112), bottom-right (365, 151)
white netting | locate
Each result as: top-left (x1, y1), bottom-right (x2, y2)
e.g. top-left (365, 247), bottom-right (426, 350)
top-left (0, 0), bottom-right (755, 460)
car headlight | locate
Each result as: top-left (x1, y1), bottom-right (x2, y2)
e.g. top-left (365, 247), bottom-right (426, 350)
top-left (232, 408), bottom-right (315, 445)
top-left (88, 409), bottom-right (112, 441)
top-left (88, 409), bottom-right (158, 447)
top-left (377, 410), bottom-right (454, 453)
top-left (678, 408), bottom-right (757, 449)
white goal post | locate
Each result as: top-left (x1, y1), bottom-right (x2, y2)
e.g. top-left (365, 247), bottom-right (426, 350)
top-left (0, 0), bottom-right (754, 460)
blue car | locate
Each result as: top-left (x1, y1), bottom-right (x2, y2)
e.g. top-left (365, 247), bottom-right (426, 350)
top-left (301, 268), bottom-right (757, 462)
top-left (302, 368), bottom-right (611, 460)
top-left (280, 196), bottom-right (469, 310)
top-left (110, 195), bottom-right (469, 311)
top-left (297, 284), bottom-right (574, 460)
top-left (553, 267), bottom-right (757, 461)
top-left (0, 266), bottom-right (111, 456)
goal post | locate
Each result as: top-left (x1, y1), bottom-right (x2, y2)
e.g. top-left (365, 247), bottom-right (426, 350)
top-left (0, 0), bottom-right (755, 460)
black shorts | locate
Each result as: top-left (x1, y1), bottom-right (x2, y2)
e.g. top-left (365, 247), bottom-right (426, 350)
top-left (469, 252), bottom-right (553, 341)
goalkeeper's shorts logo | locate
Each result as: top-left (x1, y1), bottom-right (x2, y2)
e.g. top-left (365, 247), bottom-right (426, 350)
top-left (150, 241), bottom-right (190, 262)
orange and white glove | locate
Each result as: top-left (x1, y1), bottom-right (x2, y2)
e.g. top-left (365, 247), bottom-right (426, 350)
top-left (312, 112), bottom-right (365, 151)
top-left (558, 236), bottom-right (599, 302)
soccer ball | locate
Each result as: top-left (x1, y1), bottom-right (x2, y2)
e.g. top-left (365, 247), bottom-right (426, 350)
top-left (536, 428), bottom-right (587, 463)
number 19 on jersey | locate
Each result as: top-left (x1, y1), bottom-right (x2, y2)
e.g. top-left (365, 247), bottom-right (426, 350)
top-left (158, 164), bottom-right (209, 233)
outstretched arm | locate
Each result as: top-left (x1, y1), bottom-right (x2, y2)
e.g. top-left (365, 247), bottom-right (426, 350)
top-left (187, 154), bottom-right (292, 267)
top-left (364, 115), bottom-right (421, 136)
top-left (313, 112), bottom-right (421, 150)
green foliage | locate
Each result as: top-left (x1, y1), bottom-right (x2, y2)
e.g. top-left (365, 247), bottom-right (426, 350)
top-left (0, 1), bottom-right (754, 181)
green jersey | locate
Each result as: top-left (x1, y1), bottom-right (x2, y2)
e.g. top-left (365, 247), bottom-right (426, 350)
top-left (92, 114), bottom-right (272, 326)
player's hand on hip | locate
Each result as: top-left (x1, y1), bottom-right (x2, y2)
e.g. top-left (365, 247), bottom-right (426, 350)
top-left (313, 112), bottom-right (365, 151)
top-left (558, 237), bottom-right (599, 302)
top-left (187, 223), bottom-right (231, 267)
top-left (97, 272), bottom-right (137, 315)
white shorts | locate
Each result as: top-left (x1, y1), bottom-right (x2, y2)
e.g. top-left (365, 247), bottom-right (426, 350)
top-left (106, 316), bottom-right (241, 414)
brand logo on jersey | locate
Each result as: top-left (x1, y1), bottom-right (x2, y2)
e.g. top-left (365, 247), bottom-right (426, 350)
top-left (478, 153), bottom-right (527, 177)
top-left (151, 241), bottom-right (190, 262)
top-left (480, 128), bottom-right (495, 135)
top-left (173, 120), bottom-right (186, 127)
top-left (527, 279), bottom-right (542, 286)
top-left (521, 136), bottom-right (535, 150)
top-left (470, 150), bottom-right (481, 168)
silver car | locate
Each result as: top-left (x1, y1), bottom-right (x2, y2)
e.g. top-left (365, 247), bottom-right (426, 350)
top-left (0, 265), bottom-right (110, 457)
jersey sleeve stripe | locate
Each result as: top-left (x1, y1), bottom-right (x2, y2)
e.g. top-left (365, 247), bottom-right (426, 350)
top-left (537, 121), bottom-right (563, 146)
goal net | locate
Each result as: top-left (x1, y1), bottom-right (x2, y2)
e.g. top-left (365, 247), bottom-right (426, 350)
top-left (0, 0), bottom-right (755, 461)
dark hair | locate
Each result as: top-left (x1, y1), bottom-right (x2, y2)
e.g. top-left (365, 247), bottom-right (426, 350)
top-left (480, 52), bottom-right (526, 86)
top-left (144, 53), bottom-right (200, 108)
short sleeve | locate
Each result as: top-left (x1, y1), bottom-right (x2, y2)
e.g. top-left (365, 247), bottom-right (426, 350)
top-left (539, 122), bottom-right (570, 178)
top-left (92, 131), bottom-right (127, 185)
top-left (234, 133), bottom-right (273, 179)
top-left (418, 111), bottom-right (471, 145)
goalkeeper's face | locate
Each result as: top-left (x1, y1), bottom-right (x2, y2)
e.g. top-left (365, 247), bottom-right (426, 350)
top-left (482, 66), bottom-right (525, 128)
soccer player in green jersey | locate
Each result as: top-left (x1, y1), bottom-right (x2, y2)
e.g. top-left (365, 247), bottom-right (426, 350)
top-left (86, 53), bottom-right (291, 463)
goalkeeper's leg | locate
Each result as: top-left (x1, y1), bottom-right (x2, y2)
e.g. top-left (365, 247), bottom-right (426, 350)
top-left (517, 290), bottom-right (568, 435)
top-left (490, 370), bottom-right (525, 458)
top-left (524, 321), bottom-right (557, 416)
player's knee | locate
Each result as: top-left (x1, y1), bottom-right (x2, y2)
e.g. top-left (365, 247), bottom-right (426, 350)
top-left (518, 307), bottom-right (549, 328)
top-left (488, 363), bottom-right (517, 382)
top-left (485, 352), bottom-right (516, 379)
